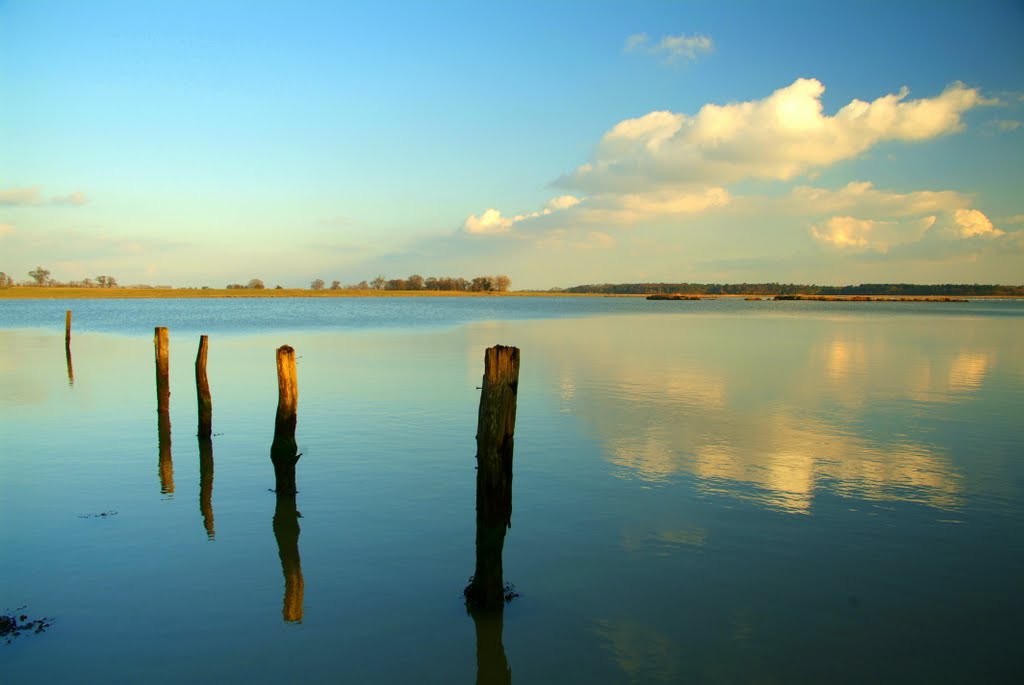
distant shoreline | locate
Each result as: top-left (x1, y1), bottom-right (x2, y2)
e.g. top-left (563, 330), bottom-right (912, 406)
top-left (0, 287), bottom-right (602, 300)
top-left (0, 287), bottom-right (1019, 301)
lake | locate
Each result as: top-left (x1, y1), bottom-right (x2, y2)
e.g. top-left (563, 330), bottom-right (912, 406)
top-left (1, 296), bottom-right (1022, 683)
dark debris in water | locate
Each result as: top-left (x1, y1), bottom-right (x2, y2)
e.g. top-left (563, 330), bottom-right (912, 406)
top-left (1, 608), bottom-right (53, 644)
top-left (77, 510), bottom-right (118, 519)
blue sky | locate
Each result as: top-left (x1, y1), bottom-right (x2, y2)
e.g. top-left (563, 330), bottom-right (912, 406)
top-left (2, 0), bottom-right (1022, 288)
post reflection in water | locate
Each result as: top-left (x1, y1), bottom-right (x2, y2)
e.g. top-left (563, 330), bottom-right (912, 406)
top-left (471, 607), bottom-right (511, 685)
top-left (65, 347), bottom-right (74, 387)
top-left (198, 437), bottom-right (215, 539)
top-left (157, 412), bottom-right (174, 495)
top-left (273, 494), bottom-right (304, 623)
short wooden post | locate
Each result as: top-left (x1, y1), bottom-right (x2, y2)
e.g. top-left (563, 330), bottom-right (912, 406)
top-left (273, 495), bottom-right (305, 622)
top-left (199, 437), bottom-right (215, 539)
top-left (65, 310), bottom-right (72, 351)
top-left (465, 345), bottom-right (519, 611)
top-left (154, 327), bottom-right (170, 415)
top-left (270, 345), bottom-right (300, 495)
top-left (195, 335), bottom-right (212, 438)
top-left (65, 347), bottom-right (74, 387)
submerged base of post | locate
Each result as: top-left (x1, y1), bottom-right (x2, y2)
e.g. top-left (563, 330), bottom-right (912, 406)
top-left (270, 432), bottom-right (300, 495)
top-left (464, 523), bottom-right (509, 611)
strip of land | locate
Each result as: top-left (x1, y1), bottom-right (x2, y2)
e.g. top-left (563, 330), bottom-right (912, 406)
top-left (0, 287), bottom-right (600, 299)
top-left (0, 286), bottom-right (1018, 300)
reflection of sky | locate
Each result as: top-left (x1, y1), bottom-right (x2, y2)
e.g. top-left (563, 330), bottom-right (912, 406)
top-left (499, 313), bottom-right (1021, 514)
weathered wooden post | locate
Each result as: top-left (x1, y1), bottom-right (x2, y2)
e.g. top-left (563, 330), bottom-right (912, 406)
top-left (154, 327), bottom-right (170, 414)
top-left (154, 326), bottom-right (173, 494)
top-left (465, 345), bottom-right (519, 611)
top-left (195, 335), bottom-right (212, 438)
top-left (199, 437), bottom-right (215, 539)
top-left (273, 494), bottom-right (305, 622)
top-left (65, 310), bottom-right (72, 351)
top-left (270, 345), bottom-right (300, 495)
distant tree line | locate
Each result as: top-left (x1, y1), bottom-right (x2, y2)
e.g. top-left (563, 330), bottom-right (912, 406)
top-left (309, 274), bottom-right (512, 292)
top-left (0, 266), bottom-right (119, 288)
top-left (565, 282), bottom-right (1024, 296)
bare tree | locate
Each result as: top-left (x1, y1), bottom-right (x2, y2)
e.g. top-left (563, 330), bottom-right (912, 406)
top-left (310, 278), bottom-right (325, 290)
top-left (494, 275), bottom-right (511, 292)
top-left (370, 275), bottom-right (386, 290)
top-left (29, 266), bottom-right (51, 285)
top-left (247, 278), bottom-right (265, 289)
top-left (330, 280), bottom-right (341, 290)
top-left (407, 274), bottom-right (425, 290)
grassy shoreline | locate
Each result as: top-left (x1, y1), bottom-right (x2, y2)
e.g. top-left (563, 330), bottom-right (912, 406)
top-left (0, 287), bottom-right (1018, 300)
top-left (0, 287), bottom-right (611, 300)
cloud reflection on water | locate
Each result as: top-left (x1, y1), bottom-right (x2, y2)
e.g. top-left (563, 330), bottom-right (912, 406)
top-left (498, 312), bottom-right (1004, 514)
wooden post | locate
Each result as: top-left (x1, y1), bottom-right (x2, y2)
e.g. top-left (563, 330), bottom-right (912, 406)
top-left (154, 327), bottom-right (170, 415)
top-left (465, 345), bottom-right (519, 611)
top-left (270, 345), bottom-right (300, 495)
top-left (273, 495), bottom-right (305, 622)
top-left (199, 437), bottom-right (215, 539)
top-left (195, 335), bottom-right (212, 438)
top-left (65, 310), bottom-right (72, 351)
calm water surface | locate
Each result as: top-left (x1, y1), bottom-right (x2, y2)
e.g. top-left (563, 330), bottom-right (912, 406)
top-left (1, 297), bottom-right (1022, 683)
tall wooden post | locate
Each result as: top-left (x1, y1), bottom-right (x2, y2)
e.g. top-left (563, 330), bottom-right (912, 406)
top-left (154, 327), bottom-right (173, 494)
top-left (465, 345), bottom-right (519, 611)
top-left (65, 310), bottom-right (72, 351)
top-left (154, 327), bottom-right (170, 414)
top-left (195, 335), bottom-right (212, 438)
top-left (270, 345), bottom-right (300, 495)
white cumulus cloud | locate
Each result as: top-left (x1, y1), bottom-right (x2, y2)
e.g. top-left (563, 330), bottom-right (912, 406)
top-left (463, 195), bottom-right (582, 235)
top-left (810, 216), bottom-right (934, 253)
top-left (463, 208), bottom-right (514, 235)
top-left (561, 79), bottom-right (993, 192)
top-left (953, 208), bottom-right (1003, 238)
